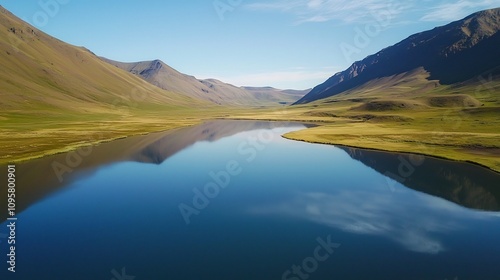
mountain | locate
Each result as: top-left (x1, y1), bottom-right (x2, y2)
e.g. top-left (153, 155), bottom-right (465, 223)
top-left (101, 58), bottom-right (252, 105)
top-left (295, 8), bottom-right (500, 104)
top-left (103, 58), bottom-right (308, 106)
top-left (242, 86), bottom-right (311, 105)
top-left (0, 6), bottom-right (206, 118)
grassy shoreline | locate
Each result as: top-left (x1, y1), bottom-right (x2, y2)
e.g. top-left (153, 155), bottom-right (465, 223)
top-left (0, 116), bottom-right (205, 165)
top-left (2, 92), bottom-right (499, 174)
top-left (282, 129), bottom-right (500, 174)
top-left (280, 122), bottom-right (500, 173)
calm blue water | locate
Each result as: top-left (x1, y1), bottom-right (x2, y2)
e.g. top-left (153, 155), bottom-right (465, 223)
top-left (1, 121), bottom-right (499, 280)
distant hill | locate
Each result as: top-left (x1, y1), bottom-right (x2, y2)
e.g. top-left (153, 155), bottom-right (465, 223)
top-left (103, 58), bottom-right (308, 106)
top-left (296, 8), bottom-right (500, 104)
top-left (242, 87), bottom-right (311, 105)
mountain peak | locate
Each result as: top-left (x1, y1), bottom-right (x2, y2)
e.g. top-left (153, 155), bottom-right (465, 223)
top-left (149, 59), bottom-right (164, 71)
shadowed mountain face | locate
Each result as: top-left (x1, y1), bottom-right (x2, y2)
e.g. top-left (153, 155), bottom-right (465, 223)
top-left (0, 121), bottom-right (306, 222)
top-left (296, 8), bottom-right (500, 104)
top-left (339, 146), bottom-right (500, 211)
top-left (103, 58), bottom-right (307, 106)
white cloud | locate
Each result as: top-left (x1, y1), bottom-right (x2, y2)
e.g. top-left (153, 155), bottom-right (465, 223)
top-left (245, 0), bottom-right (415, 24)
top-left (308, 0), bottom-right (325, 9)
top-left (421, 0), bottom-right (500, 22)
top-left (246, 0), bottom-right (500, 24)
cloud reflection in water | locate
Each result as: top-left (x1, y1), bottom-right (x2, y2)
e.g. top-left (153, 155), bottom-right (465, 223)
top-left (248, 188), bottom-right (495, 254)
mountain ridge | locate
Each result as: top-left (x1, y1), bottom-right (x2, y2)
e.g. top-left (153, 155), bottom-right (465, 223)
top-left (295, 8), bottom-right (500, 105)
top-left (102, 58), bottom-right (308, 106)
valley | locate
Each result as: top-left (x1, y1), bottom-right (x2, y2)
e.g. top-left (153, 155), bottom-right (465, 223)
top-left (0, 6), bottom-right (499, 172)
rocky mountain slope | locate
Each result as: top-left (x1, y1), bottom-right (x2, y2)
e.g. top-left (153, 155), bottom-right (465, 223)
top-left (296, 8), bottom-right (500, 104)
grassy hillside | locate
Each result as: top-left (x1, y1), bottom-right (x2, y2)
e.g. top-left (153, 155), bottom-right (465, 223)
top-left (0, 11), bottom-right (204, 112)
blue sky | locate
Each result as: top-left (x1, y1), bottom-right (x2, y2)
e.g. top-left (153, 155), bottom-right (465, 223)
top-left (1, 0), bottom-right (499, 89)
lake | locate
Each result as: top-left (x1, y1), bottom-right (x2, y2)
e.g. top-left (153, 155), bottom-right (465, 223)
top-left (1, 120), bottom-right (499, 280)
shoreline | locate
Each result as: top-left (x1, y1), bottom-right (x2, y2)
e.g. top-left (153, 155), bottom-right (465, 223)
top-left (2, 119), bottom-right (499, 174)
top-left (282, 131), bottom-right (500, 174)
top-left (0, 121), bottom-right (202, 166)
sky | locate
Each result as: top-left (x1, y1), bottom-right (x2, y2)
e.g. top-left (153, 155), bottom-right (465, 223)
top-left (1, 0), bottom-right (499, 89)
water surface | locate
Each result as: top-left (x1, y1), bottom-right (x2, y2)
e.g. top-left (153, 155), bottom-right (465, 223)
top-left (1, 120), bottom-right (499, 280)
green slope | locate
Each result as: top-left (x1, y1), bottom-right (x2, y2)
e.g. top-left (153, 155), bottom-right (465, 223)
top-left (0, 6), bottom-right (208, 116)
